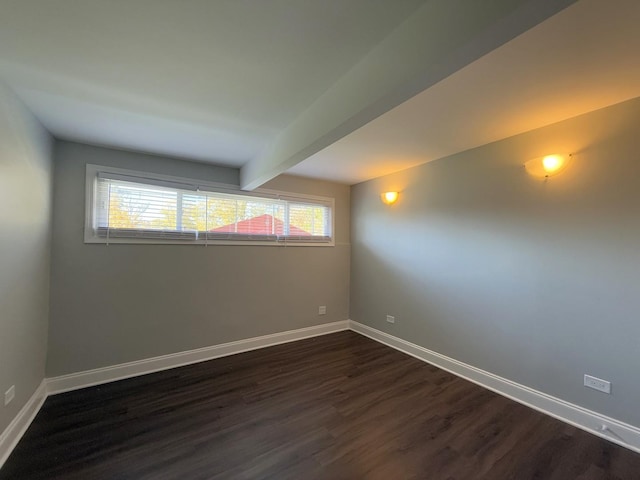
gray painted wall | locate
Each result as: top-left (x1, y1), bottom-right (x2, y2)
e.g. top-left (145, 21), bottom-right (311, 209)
top-left (0, 83), bottom-right (52, 433)
top-left (351, 97), bottom-right (640, 427)
top-left (47, 141), bottom-right (350, 376)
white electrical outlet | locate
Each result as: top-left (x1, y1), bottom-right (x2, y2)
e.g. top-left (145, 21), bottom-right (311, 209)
top-left (4, 385), bottom-right (15, 406)
top-left (318, 305), bottom-right (326, 315)
top-left (386, 315), bottom-right (395, 324)
top-left (584, 374), bottom-right (611, 394)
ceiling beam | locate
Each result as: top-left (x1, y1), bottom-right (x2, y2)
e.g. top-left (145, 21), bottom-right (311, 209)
top-left (240, 0), bottom-right (577, 190)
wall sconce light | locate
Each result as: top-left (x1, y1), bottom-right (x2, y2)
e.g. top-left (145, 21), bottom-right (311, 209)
top-left (524, 153), bottom-right (571, 178)
top-left (381, 191), bottom-right (399, 205)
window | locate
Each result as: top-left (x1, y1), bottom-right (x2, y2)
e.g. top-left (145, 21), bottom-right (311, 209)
top-left (85, 165), bottom-right (334, 245)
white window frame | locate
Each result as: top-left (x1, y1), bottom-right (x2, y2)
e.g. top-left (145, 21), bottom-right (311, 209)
top-left (84, 164), bottom-right (335, 247)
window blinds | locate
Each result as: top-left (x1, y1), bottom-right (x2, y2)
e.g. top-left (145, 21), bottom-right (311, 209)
top-left (93, 172), bottom-right (332, 244)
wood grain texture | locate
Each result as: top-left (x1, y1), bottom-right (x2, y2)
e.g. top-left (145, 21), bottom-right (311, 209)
top-left (2, 331), bottom-right (639, 479)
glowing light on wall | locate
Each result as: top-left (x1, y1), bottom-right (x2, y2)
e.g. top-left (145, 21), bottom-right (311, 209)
top-left (525, 154), bottom-right (571, 178)
top-left (381, 191), bottom-right (399, 205)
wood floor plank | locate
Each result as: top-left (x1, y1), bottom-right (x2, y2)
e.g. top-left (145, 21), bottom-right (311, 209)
top-left (1, 331), bottom-right (639, 479)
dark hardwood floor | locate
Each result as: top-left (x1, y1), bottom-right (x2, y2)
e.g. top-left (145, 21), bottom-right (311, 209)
top-left (2, 331), bottom-right (639, 479)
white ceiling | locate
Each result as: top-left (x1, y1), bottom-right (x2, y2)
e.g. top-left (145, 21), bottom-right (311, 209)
top-left (0, 0), bottom-right (426, 165)
top-left (290, 0), bottom-right (640, 183)
top-left (2, 0), bottom-right (637, 186)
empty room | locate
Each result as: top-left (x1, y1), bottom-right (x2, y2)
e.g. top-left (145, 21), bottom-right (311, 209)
top-left (2, 0), bottom-right (640, 478)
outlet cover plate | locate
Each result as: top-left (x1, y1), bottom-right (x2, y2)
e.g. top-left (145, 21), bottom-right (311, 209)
top-left (584, 374), bottom-right (611, 394)
top-left (386, 315), bottom-right (395, 324)
top-left (318, 306), bottom-right (326, 315)
top-left (4, 385), bottom-right (15, 406)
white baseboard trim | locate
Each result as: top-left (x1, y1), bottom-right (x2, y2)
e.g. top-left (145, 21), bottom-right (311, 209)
top-left (349, 320), bottom-right (640, 454)
top-left (47, 320), bottom-right (350, 395)
top-left (0, 380), bottom-right (47, 469)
